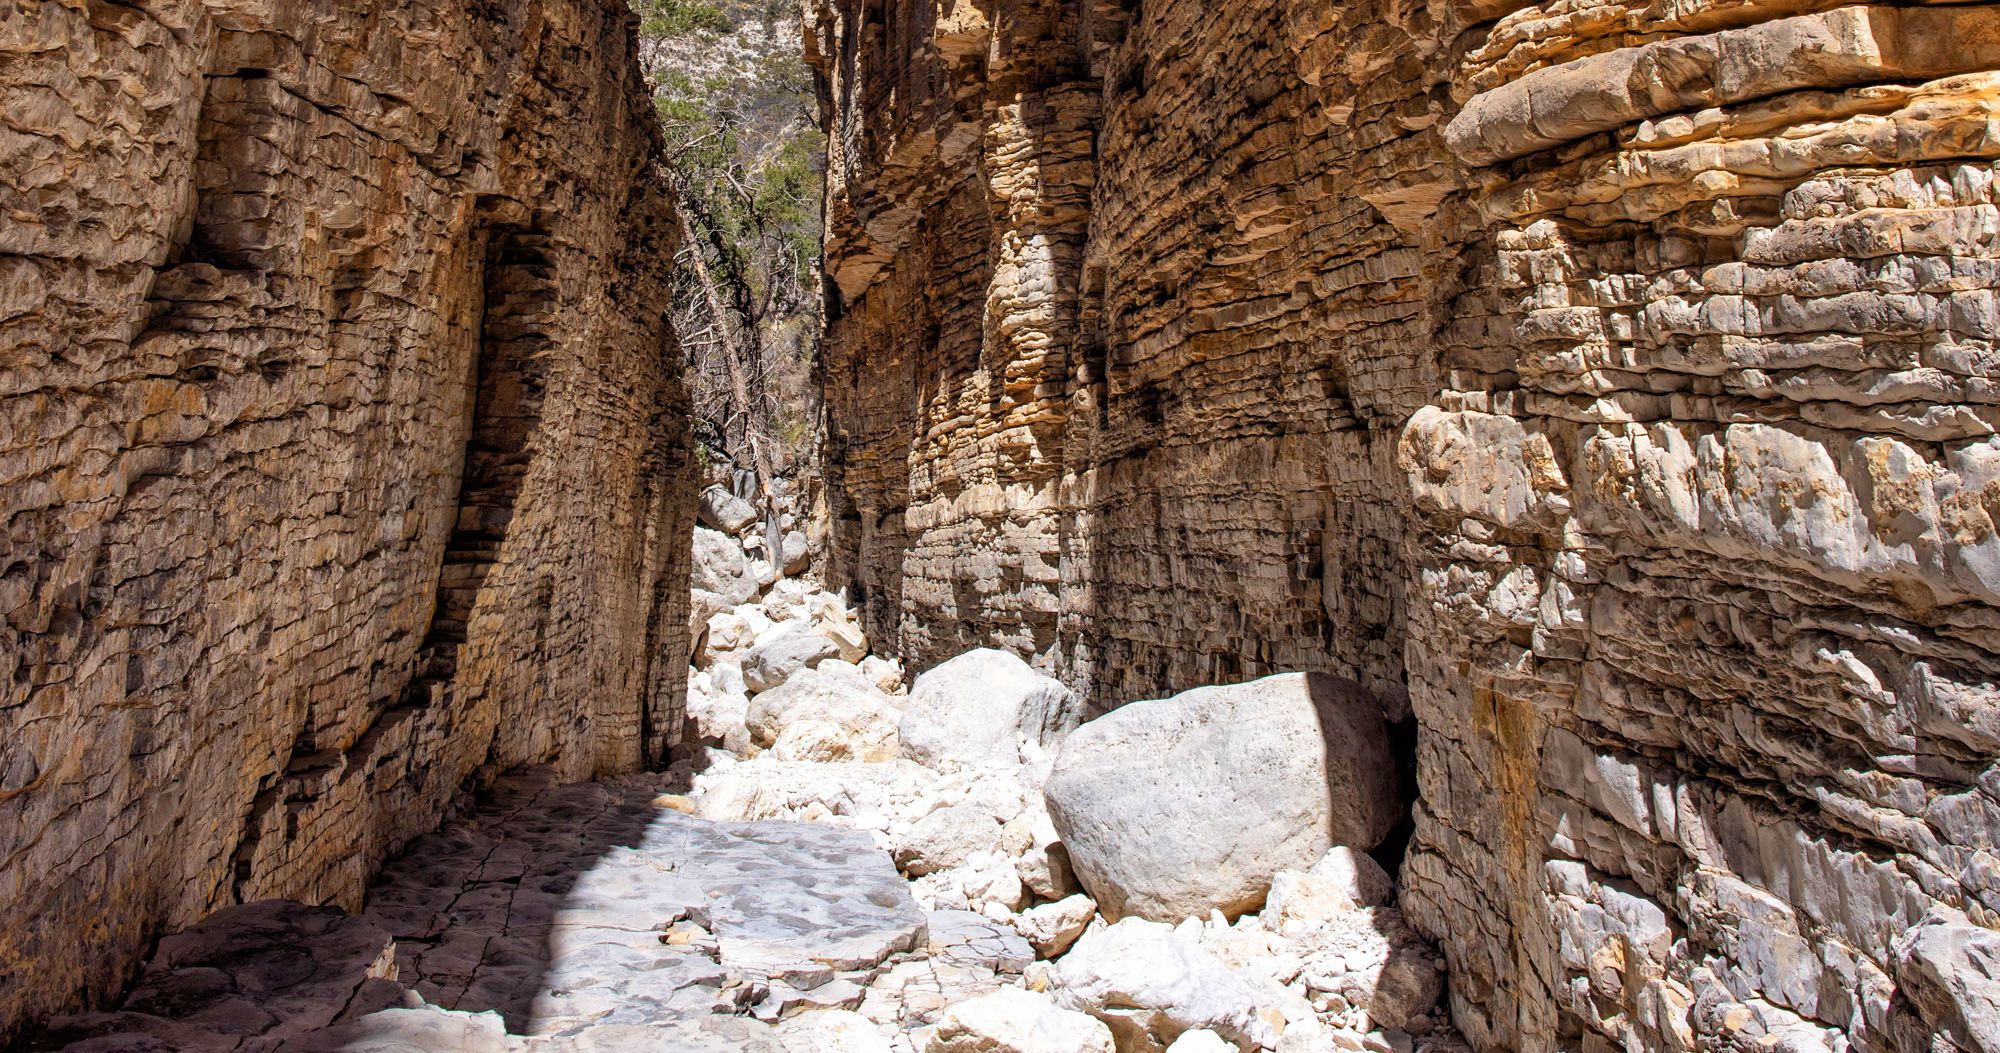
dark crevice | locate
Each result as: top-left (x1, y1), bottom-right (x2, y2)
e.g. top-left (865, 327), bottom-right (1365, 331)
top-left (404, 220), bottom-right (556, 707)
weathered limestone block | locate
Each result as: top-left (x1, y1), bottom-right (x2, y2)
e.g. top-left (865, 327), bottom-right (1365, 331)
top-left (1044, 673), bottom-right (1402, 923)
top-left (0, 0), bottom-right (691, 1039)
top-left (926, 988), bottom-right (1115, 1053)
top-left (898, 648), bottom-right (1081, 772)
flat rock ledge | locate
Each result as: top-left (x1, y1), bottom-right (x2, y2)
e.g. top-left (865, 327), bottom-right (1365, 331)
top-left (26, 771), bottom-right (952, 1053)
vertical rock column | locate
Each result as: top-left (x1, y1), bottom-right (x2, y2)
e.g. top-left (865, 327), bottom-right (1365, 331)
top-left (807, 0), bottom-right (1436, 712)
top-left (0, 0), bottom-right (693, 1039)
top-left (810, 0), bottom-right (1100, 668)
top-left (1401, 7), bottom-right (2000, 1051)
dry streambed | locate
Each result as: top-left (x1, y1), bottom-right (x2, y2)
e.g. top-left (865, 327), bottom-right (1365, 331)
top-left (669, 516), bottom-right (1470, 1053)
top-left (29, 516), bottom-right (1467, 1053)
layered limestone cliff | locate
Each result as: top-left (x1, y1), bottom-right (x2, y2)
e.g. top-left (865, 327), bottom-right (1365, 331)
top-left (0, 0), bottom-right (691, 1039)
top-left (808, 1), bottom-right (2000, 1050)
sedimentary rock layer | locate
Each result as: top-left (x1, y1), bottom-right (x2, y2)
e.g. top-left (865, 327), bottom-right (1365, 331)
top-left (0, 0), bottom-right (691, 1038)
top-left (808, 0), bottom-right (2000, 1049)
top-left (808, 0), bottom-right (1421, 711)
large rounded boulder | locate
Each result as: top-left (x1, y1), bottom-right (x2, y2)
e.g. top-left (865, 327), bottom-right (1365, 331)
top-left (1042, 672), bottom-right (1404, 923)
top-left (698, 484), bottom-right (759, 534)
top-left (898, 649), bottom-right (1080, 771)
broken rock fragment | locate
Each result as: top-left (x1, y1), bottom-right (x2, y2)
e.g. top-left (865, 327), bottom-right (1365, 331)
top-left (1053, 918), bottom-right (1289, 1052)
top-left (1264, 848), bottom-right (1394, 934)
top-left (1013, 896), bottom-right (1098, 958)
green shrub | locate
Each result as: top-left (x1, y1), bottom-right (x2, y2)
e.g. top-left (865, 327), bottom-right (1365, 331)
top-left (634, 0), bottom-right (727, 37)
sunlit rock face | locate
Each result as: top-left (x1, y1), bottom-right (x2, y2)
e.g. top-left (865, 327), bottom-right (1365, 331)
top-left (807, 0), bottom-right (1430, 710)
top-left (807, 0), bottom-right (2000, 1049)
top-left (0, 0), bottom-right (692, 1038)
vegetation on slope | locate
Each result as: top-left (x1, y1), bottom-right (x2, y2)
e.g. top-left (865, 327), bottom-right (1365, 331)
top-left (633, 0), bottom-right (825, 501)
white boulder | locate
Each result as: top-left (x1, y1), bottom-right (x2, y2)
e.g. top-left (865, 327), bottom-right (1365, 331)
top-left (781, 530), bottom-right (811, 575)
top-left (900, 649), bottom-right (1081, 772)
top-left (692, 528), bottom-right (760, 605)
top-left (703, 609), bottom-right (758, 660)
top-left (1043, 672), bottom-right (1403, 922)
top-left (927, 989), bottom-right (1114, 1053)
top-left (746, 662), bottom-right (900, 751)
top-left (772, 715), bottom-right (899, 764)
top-left (894, 805), bottom-right (1000, 876)
top-left (1054, 919), bottom-right (1284, 1052)
top-left (1013, 895), bottom-right (1097, 958)
top-left (743, 629), bottom-right (842, 694)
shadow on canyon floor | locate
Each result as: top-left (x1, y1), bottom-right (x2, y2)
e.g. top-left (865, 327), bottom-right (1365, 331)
top-left (359, 770), bottom-right (666, 1032)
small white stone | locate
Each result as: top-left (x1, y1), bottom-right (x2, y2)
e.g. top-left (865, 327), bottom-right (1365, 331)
top-left (1013, 895), bottom-right (1097, 957)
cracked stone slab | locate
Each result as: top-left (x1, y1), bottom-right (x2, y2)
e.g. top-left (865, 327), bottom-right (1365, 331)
top-left (322, 1005), bottom-right (787, 1053)
top-left (925, 910), bottom-right (1034, 975)
top-left (636, 810), bottom-right (931, 975)
top-left (28, 901), bottom-right (405, 1052)
top-left (364, 774), bottom-right (925, 1038)
top-left (33, 772), bottom-right (933, 1051)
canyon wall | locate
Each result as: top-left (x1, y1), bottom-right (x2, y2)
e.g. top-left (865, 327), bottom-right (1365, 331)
top-left (0, 0), bottom-right (692, 1038)
top-left (808, 0), bottom-right (2000, 1050)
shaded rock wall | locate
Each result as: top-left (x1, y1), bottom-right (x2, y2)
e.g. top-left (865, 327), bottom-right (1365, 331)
top-left (810, 0), bottom-right (1418, 710)
top-left (808, 0), bottom-right (2000, 1049)
top-left (0, 0), bottom-right (692, 1038)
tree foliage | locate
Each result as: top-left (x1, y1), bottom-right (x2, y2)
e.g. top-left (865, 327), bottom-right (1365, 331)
top-left (634, 0), bottom-right (824, 485)
top-left (633, 0), bottom-right (728, 36)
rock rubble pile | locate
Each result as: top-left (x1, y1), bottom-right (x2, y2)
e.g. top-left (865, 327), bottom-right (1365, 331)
top-left (28, 537), bottom-right (1461, 1053)
top-left (679, 523), bottom-right (1466, 1053)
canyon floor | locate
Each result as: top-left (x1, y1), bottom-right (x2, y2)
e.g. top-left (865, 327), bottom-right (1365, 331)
top-left (32, 512), bottom-right (1464, 1053)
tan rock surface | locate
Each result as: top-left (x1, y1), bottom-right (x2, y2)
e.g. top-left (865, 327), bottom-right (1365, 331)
top-left (807, 0), bottom-right (2000, 1049)
top-left (0, 0), bottom-right (691, 1039)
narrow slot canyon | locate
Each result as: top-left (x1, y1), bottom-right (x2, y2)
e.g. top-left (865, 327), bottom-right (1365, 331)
top-left (6, 1), bottom-right (2000, 1052)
